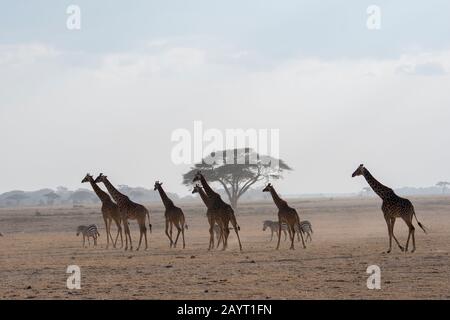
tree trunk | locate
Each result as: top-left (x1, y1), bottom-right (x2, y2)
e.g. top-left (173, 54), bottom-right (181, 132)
top-left (231, 198), bottom-right (238, 210)
top-left (230, 195), bottom-right (238, 210)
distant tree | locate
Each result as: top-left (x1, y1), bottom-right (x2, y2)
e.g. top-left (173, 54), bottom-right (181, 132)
top-left (43, 192), bottom-right (60, 206)
top-left (69, 190), bottom-right (96, 204)
top-left (6, 192), bottom-right (28, 206)
top-left (182, 148), bottom-right (292, 209)
top-left (129, 189), bottom-right (147, 202)
top-left (436, 181), bottom-right (450, 194)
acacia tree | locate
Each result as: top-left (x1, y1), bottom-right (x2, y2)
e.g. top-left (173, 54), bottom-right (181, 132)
top-left (436, 181), bottom-right (450, 194)
top-left (6, 192), bottom-right (28, 206)
top-left (182, 148), bottom-right (292, 209)
top-left (70, 190), bottom-right (96, 205)
top-left (44, 192), bottom-right (60, 206)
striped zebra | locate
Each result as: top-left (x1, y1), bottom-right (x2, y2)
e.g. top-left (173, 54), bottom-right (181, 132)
top-left (263, 220), bottom-right (313, 242)
top-left (262, 220), bottom-right (288, 241)
top-left (213, 224), bottom-right (236, 248)
top-left (76, 224), bottom-right (100, 247)
top-left (295, 221), bottom-right (313, 243)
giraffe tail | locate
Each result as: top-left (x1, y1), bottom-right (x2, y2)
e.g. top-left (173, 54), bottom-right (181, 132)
top-left (413, 209), bottom-right (427, 234)
top-left (146, 211), bottom-right (152, 233)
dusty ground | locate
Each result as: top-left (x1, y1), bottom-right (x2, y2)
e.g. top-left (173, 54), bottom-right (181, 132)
top-left (0, 196), bottom-right (449, 299)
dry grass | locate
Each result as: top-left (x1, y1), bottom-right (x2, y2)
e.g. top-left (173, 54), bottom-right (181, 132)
top-left (0, 196), bottom-right (449, 299)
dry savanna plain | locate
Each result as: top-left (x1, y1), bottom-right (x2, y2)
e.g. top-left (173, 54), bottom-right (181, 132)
top-left (0, 196), bottom-right (449, 300)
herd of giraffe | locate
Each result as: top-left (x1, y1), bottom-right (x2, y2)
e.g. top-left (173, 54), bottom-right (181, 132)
top-left (80, 164), bottom-right (428, 253)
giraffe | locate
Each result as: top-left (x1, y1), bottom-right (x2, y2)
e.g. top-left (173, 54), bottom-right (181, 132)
top-left (352, 164), bottom-right (427, 253)
top-left (192, 171), bottom-right (242, 251)
top-left (192, 184), bottom-right (223, 249)
top-left (262, 183), bottom-right (306, 250)
top-left (94, 173), bottom-right (152, 251)
top-left (82, 173), bottom-right (123, 249)
top-left (154, 181), bottom-right (187, 249)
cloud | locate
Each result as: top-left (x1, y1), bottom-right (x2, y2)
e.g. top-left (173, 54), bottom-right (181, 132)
top-left (0, 43), bottom-right (59, 66)
top-left (1, 42), bottom-right (450, 194)
top-left (395, 52), bottom-right (449, 76)
top-left (94, 47), bottom-right (207, 80)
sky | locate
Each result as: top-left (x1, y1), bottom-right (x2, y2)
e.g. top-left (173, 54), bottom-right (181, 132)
top-left (1, 0), bottom-right (450, 196)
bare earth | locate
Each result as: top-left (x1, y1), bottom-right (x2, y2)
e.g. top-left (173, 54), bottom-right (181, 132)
top-left (1, 196), bottom-right (449, 300)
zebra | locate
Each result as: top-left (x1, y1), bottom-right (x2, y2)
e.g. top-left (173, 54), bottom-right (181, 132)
top-left (213, 224), bottom-right (235, 248)
top-left (295, 220), bottom-right (313, 243)
top-left (262, 220), bottom-right (288, 241)
top-left (263, 220), bottom-right (313, 242)
top-left (76, 224), bottom-right (100, 247)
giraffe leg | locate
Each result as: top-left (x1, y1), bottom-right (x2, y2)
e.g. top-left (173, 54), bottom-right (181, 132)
top-left (136, 222), bottom-right (146, 251)
top-left (143, 224), bottom-right (148, 250)
top-left (222, 224), bottom-right (230, 251)
top-left (173, 221), bottom-right (182, 248)
top-left (289, 226), bottom-right (295, 250)
top-left (283, 229), bottom-right (287, 241)
top-left (83, 235), bottom-right (86, 248)
top-left (107, 218), bottom-right (115, 249)
top-left (123, 220), bottom-right (129, 251)
top-left (384, 216), bottom-right (393, 253)
top-left (124, 224), bottom-right (129, 251)
top-left (124, 219), bottom-right (133, 251)
top-left (216, 227), bottom-right (222, 249)
top-left (298, 225), bottom-right (307, 249)
top-left (276, 221), bottom-right (282, 250)
top-left (113, 218), bottom-right (123, 249)
top-left (270, 230), bottom-right (273, 241)
top-left (165, 218), bottom-right (173, 248)
top-left (287, 227), bottom-right (292, 243)
top-left (390, 218), bottom-right (404, 252)
top-left (232, 220), bottom-right (243, 251)
top-left (208, 224), bottom-right (215, 251)
top-left (181, 222), bottom-right (186, 249)
top-left (404, 217), bottom-right (416, 253)
top-left (103, 217), bottom-right (110, 249)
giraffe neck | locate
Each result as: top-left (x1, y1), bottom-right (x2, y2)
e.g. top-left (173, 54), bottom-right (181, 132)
top-left (269, 188), bottom-right (286, 209)
top-left (200, 175), bottom-right (218, 197)
top-left (102, 178), bottom-right (129, 205)
top-left (156, 186), bottom-right (175, 208)
top-left (88, 177), bottom-right (112, 203)
top-left (196, 188), bottom-right (211, 208)
top-left (362, 168), bottom-right (395, 200)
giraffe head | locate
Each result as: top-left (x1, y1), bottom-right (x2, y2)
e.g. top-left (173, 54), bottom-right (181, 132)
top-left (94, 173), bottom-right (107, 184)
top-left (192, 184), bottom-right (202, 194)
top-left (154, 181), bottom-right (163, 191)
top-left (81, 173), bottom-right (93, 183)
top-left (192, 171), bottom-right (202, 183)
top-left (262, 183), bottom-right (273, 192)
top-left (352, 164), bottom-right (365, 178)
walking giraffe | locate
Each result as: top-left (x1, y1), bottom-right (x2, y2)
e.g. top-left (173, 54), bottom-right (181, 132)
top-left (154, 181), bottom-right (187, 249)
top-left (192, 184), bottom-right (223, 249)
top-left (352, 164), bottom-right (427, 253)
top-left (262, 183), bottom-right (306, 250)
top-left (192, 171), bottom-right (242, 251)
top-left (82, 173), bottom-right (123, 249)
top-left (94, 173), bottom-right (152, 251)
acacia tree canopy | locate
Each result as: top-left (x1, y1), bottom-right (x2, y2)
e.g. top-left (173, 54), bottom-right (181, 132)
top-left (182, 148), bottom-right (292, 209)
